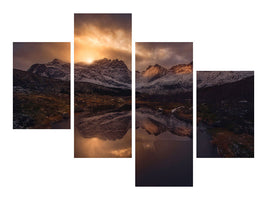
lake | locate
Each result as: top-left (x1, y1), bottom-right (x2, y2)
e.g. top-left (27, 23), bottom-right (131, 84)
top-left (74, 110), bottom-right (131, 158)
top-left (136, 107), bottom-right (193, 186)
top-left (52, 118), bottom-right (70, 129)
top-left (197, 122), bottom-right (219, 157)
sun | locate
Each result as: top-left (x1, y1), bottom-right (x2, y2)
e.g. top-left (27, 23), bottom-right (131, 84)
top-left (86, 58), bottom-right (94, 63)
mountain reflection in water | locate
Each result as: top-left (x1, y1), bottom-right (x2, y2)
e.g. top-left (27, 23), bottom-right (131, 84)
top-left (136, 107), bottom-right (193, 186)
top-left (75, 110), bottom-right (131, 158)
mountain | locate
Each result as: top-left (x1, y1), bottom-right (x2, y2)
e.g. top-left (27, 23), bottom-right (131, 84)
top-left (169, 62), bottom-right (193, 74)
top-left (14, 68), bottom-right (70, 94)
top-left (26, 58), bottom-right (131, 89)
top-left (197, 71), bottom-right (254, 88)
top-left (136, 62), bottom-right (193, 95)
top-left (27, 59), bottom-right (70, 81)
top-left (141, 64), bottom-right (168, 82)
top-left (198, 75), bottom-right (254, 104)
top-left (75, 58), bottom-right (131, 89)
top-left (137, 62), bottom-right (254, 95)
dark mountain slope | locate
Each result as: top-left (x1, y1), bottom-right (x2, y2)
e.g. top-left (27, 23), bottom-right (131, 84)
top-left (198, 76), bottom-right (254, 104)
top-left (14, 69), bottom-right (70, 95)
top-left (13, 69), bottom-right (70, 129)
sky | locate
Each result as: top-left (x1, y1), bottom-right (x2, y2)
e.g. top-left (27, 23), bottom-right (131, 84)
top-left (74, 14), bottom-right (132, 69)
top-left (13, 42), bottom-right (70, 71)
top-left (136, 42), bottom-right (193, 72)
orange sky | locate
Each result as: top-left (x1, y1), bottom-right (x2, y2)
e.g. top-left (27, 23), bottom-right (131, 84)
top-left (74, 14), bottom-right (132, 69)
top-left (136, 42), bottom-right (193, 72)
top-left (13, 42), bottom-right (70, 71)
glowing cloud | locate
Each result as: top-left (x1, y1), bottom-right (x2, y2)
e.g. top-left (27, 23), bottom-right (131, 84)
top-left (74, 14), bottom-right (132, 69)
top-left (136, 42), bottom-right (193, 72)
top-left (13, 42), bottom-right (70, 71)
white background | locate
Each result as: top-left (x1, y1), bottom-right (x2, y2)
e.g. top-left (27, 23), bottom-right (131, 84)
top-left (1, 0), bottom-right (267, 199)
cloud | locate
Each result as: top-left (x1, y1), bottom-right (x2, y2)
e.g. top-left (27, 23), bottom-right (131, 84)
top-left (13, 42), bottom-right (70, 71)
top-left (74, 14), bottom-right (132, 69)
top-left (136, 42), bottom-right (193, 72)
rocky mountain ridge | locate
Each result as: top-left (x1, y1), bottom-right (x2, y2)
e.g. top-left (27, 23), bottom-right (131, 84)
top-left (75, 58), bottom-right (131, 89)
top-left (27, 58), bottom-right (70, 81)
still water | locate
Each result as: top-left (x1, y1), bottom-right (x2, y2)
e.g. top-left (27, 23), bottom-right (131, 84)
top-left (136, 108), bottom-right (193, 186)
top-left (75, 111), bottom-right (131, 158)
top-left (52, 118), bottom-right (70, 129)
top-left (197, 122), bottom-right (218, 157)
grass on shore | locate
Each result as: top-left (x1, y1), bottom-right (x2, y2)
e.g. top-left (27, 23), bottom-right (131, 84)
top-left (14, 92), bottom-right (70, 129)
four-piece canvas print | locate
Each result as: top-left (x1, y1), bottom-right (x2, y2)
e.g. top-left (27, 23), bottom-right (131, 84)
top-left (12, 13), bottom-right (255, 187)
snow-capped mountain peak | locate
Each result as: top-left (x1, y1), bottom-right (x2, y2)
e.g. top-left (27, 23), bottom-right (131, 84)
top-left (74, 58), bottom-right (131, 89)
top-left (197, 71), bottom-right (254, 88)
top-left (143, 64), bottom-right (167, 77)
top-left (169, 62), bottom-right (193, 74)
top-left (48, 58), bottom-right (67, 65)
top-left (136, 62), bottom-right (253, 95)
top-left (27, 59), bottom-right (70, 81)
top-left (137, 62), bottom-right (193, 95)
